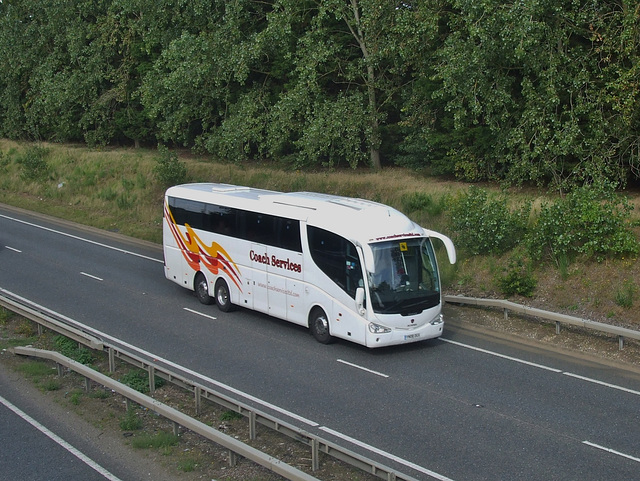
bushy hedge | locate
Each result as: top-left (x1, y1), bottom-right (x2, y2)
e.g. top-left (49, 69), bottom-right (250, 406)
top-left (450, 186), bottom-right (529, 255)
top-left (448, 184), bottom-right (638, 297)
top-left (527, 184), bottom-right (639, 262)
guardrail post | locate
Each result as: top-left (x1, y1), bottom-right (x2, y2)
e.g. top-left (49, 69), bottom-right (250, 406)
top-left (84, 376), bottom-right (91, 392)
top-left (194, 386), bottom-right (202, 415)
top-left (228, 450), bottom-right (238, 467)
top-left (311, 438), bottom-right (319, 471)
top-left (249, 411), bottom-right (257, 440)
top-left (503, 308), bottom-right (508, 320)
top-left (619, 336), bottom-right (625, 351)
top-left (173, 422), bottom-right (180, 437)
top-left (108, 347), bottom-right (115, 372)
top-left (556, 321), bottom-right (561, 335)
top-left (148, 365), bottom-right (155, 394)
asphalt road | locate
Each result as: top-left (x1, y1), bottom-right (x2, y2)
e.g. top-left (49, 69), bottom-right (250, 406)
top-left (1, 203), bottom-right (639, 481)
top-left (0, 352), bottom-right (181, 481)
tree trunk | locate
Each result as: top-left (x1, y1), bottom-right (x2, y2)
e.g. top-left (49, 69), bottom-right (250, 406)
top-left (350, 0), bottom-right (382, 170)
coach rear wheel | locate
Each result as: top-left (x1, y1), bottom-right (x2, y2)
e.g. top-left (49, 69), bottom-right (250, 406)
top-left (215, 279), bottom-right (234, 312)
top-left (309, 307), bottom-right (335, 344)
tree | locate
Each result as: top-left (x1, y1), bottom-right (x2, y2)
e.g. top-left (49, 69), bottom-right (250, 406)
top-left (424, 0), bottom-right (640, 187)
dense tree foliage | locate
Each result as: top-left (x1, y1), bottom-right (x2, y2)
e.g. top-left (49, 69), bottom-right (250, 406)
top-left (1, 0), bottom-right (638, 186)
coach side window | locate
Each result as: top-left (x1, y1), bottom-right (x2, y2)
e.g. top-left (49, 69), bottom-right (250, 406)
top-left (307, 226), bottom-right (362, 298)
top-left (277, 218), bottom-right (302, 252)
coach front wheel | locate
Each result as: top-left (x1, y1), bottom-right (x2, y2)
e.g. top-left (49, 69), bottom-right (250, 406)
top-left (309, 307), bottom-right (335, 344)
top-left (194, 272), bottom-right (213, 305)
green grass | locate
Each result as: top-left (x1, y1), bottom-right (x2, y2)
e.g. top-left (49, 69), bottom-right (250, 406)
top-left (0, 139), bottom-right (461, 245)
top-left (17, 360), bottom-right (60, 390)
top-left (17, 360), bottom-right (54, 378)
top-left (130, 430), bottom-right (180, 450)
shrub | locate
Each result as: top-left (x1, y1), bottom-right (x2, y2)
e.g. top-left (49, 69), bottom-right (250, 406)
top-left (54, 335), bottom-right (94, 365)
top-left (528, 183), bottom-right (639, 262)
top-left (120, 369), bottom-right (164, 394)
top-left (497, 252), bottom-right (537, 297)
top-left (17, 146), bottom-right (50, 181)
top-left (450, 186), bottom-right (529, 255)
top-left (153, 144), bottom-right (187, 187)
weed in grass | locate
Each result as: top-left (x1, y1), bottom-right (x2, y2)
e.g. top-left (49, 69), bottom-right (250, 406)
top-left (220, 410), bottom-right (244, 421)
top-left (0, 150), bottom-right (8, 172)
top-left (135, 172), bottom-right (148, 189)
top-left (69, 390), bottom-right (83, 405)
top-left (15, 320), bottom-right (36, 337)
top-left (130, 430), bottom-right (180, 450)
top-left (116, 192), bottom-right (136, 210)
top-left (401, 191), bottom-right (448, 218)
top-left (288, 174), bottom-right (308, 191)
top-left (177, 458), bottom-right (197, 472)
top-left (121, 178), bottom-right (135, 191)
top-left (555, 253), bottom-right (571, 281)
top-left (42, 379), bottom-right (61, 391)
top-left (248, 171), bottom-right (272, 187)
top-left (615, 280), bottom-right (636, 308)
top-left (0, 307), bottom-right (9, 326)
top-left (120, 408), bottom-right (144, 431)
top-left (90, 389), bottom-right (111, 400)
top-left (98, 186), bottom-right (118, 202)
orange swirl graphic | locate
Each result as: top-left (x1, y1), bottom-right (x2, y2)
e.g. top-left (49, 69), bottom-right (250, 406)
top-left (165, 203), bottom-right (243, 291)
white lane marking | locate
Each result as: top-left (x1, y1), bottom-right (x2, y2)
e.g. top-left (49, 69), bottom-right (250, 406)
top-left (183, 307), bottom-right (217, 321)
top-left (0, 213), bottom-right (162, 263)
top-left (337, 359), bottom-right (389, 378)
top-left (8, 287), bottom-right (639, 480)
top-left (320, 426), bottom-right (456, 481)
top-left (583, 441), bottom-right (640, 464)
top-left (0, 289), bottom-right (318, 427)
top-left (564, 372), bottom-right (640, 397)
top-left (0, 394), bottom-right (123, 481)
top-left (4, 245), bottom-right (22, 253)
top-left (81, 272), bottom-right (104, 282)
top-left (442, 338), bottom-right (640, 399)
top-left (440, 338), bottom-right (563, 372)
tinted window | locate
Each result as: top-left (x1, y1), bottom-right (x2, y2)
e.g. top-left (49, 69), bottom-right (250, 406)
top-left (167, 197), bottom-right (302, 252)
top-left (307, 226), bottom-right (362, 298)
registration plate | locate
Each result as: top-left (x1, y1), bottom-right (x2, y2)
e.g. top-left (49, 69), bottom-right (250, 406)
top-left (404, 333), bottom-right (420, 340)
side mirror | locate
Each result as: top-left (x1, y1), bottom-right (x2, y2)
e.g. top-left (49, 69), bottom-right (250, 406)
top-left (423, 229), bottom-right (457, 264)
top-left (355, 287), bottom-right (366, 316)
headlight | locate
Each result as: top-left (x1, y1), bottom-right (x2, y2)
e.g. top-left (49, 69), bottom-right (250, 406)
top-left (429, 314), bottom-right (444, 326)
top-left (368, 322), bottom-right (392, 334)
